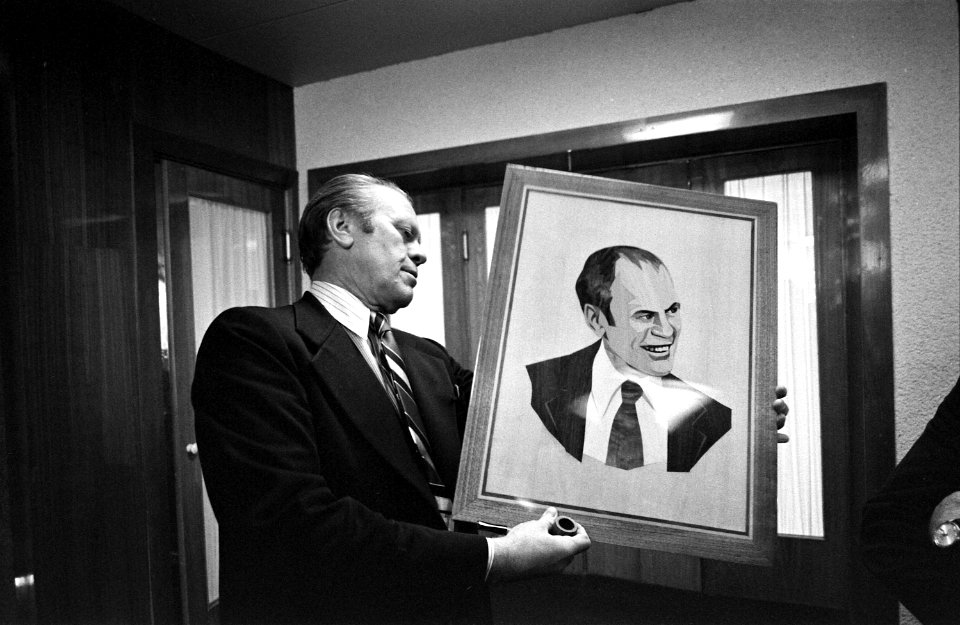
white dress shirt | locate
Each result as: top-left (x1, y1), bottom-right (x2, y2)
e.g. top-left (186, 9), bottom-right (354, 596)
top-left (308, 281), bottom-right (389, 386)
top-left (582, 345), bottom-right (671, 470)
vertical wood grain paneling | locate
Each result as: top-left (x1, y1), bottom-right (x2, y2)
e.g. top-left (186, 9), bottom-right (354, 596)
top-left (2, 0), bottom-right (296, 622)
top-left (0, 48), bottom-right (20, 625)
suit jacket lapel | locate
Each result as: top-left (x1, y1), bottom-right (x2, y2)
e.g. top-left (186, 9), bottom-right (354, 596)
top-left (664, 375), bottom-right (710, 472)
top-left (545, 341), bottom-right (600, 460)
top-left (395, 339), bottom-right (462, 489)
top-left (293, 295), bottom-right (437, 510)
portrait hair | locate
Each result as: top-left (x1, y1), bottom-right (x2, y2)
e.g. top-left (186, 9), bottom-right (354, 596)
top-left (298, 173), bottom-right (410, 277)
top-left (575, 246), bottom-right (668, 325)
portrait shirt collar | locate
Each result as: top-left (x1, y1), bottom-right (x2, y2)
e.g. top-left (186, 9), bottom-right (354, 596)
top-left (308, 280), bottom-right (375, 338)
top-left (591, 342), bottom-right (665, 414)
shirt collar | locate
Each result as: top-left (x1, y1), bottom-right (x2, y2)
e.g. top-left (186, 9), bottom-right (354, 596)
top-left (308, 280), bottom-right (375, 338)
top-left (591, 341), bottom-right (664, 413)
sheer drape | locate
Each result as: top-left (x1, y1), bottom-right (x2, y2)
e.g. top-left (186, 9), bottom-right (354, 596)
top-left (726, 173), bottom-right (824, 537)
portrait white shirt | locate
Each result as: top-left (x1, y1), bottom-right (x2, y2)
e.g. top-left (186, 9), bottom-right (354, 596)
top-left (582, 345), bottom-right (671, 469)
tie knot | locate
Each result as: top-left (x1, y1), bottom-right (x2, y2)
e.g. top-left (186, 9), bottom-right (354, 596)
top-left (620, 380), bottom-right (643, 403)
top-left (370, 312), bottom-right (390, 338)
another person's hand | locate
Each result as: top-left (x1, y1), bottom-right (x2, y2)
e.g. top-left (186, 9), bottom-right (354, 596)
top-left (773, 385), bottom-right (789, 443)
top-left (488, 507), bottom-right (591, 582)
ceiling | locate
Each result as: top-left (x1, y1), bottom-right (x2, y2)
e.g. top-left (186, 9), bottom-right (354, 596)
top-left (104, 0), bottom-right (689, 86)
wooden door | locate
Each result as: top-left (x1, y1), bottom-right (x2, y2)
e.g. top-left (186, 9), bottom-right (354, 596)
top-left (693, 143), bottom-right (850, 607)
top-left (158, 160), bottom-right (291, 624)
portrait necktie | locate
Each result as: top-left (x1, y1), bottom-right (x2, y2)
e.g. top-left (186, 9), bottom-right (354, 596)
top-left (368, 312), bottom-right (449, 508)
top-left (606, 381), bottom-right (645, 470)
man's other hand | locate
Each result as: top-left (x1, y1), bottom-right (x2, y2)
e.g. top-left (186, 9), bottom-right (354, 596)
top-left (774, 385), bottom-right (789, 443)
top-left (488, 507), bottom-right (591, 582)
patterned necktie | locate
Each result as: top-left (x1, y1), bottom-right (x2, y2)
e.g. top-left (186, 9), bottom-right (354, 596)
top-left (368, 312), bottom-right (448, 500)
top-left (606, 381), bottom-right (645, 470)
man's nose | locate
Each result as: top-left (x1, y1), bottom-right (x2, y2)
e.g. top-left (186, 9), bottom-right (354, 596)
top-left (409, 241), bottom-right (426, 266)
top-left (651, 314), bottom-right (675, 336)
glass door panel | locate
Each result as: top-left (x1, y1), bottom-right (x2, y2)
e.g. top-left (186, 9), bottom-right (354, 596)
top-left (188, 197), bottom-right (274, 605)
top-left (725, 174), bottom-right (824, 538)
top-left (485, 206), bottom-right (499, 275)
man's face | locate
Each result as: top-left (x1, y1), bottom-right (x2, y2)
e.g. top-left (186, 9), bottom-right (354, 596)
top-left (596, 258), bottom-right (682, 377)
top-left (349, 186), bottom-right (425, 314)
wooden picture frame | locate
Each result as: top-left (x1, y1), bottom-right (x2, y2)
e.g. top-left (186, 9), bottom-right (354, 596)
top-left (453, 164), bottom-right (779, 564)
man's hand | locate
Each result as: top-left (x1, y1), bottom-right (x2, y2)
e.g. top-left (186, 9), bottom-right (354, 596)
top-left (487, 507), bottom-right (591, 583)
top-left (929, 491), bottom-right (960, 545)
top-left (773, 385), bottom-right (789, 443)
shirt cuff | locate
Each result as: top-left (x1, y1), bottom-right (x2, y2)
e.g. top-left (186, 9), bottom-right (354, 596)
top-left (484, 537), bottom-right (496, 581)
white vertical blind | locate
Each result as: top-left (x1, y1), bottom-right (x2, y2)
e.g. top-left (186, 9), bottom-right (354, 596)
top-left (390, 212), bottom-right (445, 344)
top-left (189, 197), bottom-right (273, 602)
top-left (725, 173), bottom-right (824, 538)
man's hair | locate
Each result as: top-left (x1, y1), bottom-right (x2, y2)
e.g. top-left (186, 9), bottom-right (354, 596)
top-left (575, 246), bottom-right (667, 326)
top-left (298, 173), bottom-right (410, 277)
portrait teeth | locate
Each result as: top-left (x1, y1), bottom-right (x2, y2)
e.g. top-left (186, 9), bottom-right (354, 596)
top-left (644, 345), bottom-right (671, 354)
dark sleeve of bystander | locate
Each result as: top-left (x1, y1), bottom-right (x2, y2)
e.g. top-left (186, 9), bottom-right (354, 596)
top-left (860, 378), bottom-right (960, 625)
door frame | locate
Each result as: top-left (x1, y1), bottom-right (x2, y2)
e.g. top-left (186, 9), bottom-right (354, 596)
top-left (133, 126), bottom-right (298, 624)
top-left (308, 84), bottom-right (893, 623)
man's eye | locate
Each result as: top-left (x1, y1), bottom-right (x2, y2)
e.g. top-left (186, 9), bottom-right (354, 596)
top-left (632, 312), bottom-right (654, 321)
top-left (667, 303), bottom-right (681, 314)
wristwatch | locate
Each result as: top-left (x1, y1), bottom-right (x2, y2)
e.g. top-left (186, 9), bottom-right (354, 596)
top-left (932, 519), bottom-right (960, 548)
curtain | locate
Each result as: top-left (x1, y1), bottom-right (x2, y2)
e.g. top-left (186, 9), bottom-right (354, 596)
top-left (726, 173), bottom-right (824, 538)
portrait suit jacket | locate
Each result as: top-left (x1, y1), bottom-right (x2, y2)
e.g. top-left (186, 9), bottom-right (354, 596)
top-left (525, 341), bottom-right (731, 472)
top-left (192, 293), bottom-right (489, 625)
top-left (860, 378), bottom-right (960, 625)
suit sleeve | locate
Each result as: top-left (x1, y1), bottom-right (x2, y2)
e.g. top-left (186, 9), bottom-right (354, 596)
top-left (860, 378), bottom-right (960, 624)
top-left (192, 307), bottom-right (488, 623)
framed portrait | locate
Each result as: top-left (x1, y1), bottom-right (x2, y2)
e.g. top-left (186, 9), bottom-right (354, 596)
top-left (453, 165), bottom-right (778, 564)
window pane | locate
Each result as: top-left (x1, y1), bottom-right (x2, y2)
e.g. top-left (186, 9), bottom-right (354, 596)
top-left (725, 173), bottom-right (824, 538)
top-left (391, 212), bottom-right (445, 344)
top-left (189, 197), bottom-right (273, 344)
top-left (485, 205), bottom-right (500, 275)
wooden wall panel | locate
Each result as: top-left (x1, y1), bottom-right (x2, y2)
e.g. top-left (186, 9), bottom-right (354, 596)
top-left (1, 48), bottom-right (20, 625)
top-left (1, 1), bottom-right (296, 622)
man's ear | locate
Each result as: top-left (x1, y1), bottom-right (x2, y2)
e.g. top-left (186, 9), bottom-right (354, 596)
top-left (326, 208), bottom-right (355, 249)
top-left (583, 304), bottom-right (607, 338)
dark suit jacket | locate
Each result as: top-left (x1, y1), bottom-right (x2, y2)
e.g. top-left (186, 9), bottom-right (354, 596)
top-left (525, 341), bottom-right (731, 472)
top-left (860, 379), bottom-right (960, 625)
top-left (192, 294), bottom-right (488, 625)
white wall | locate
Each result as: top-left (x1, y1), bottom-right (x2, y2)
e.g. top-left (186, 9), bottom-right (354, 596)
top-left (296, 0), bottom-right (959, 502)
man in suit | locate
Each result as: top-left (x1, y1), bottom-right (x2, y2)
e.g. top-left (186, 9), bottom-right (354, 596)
top-left (860, 377), bottom-right (960, 624)
top-left (527, 246), bottom-right (731, 472)
top-left (192, 174), bottom-right (590, 625)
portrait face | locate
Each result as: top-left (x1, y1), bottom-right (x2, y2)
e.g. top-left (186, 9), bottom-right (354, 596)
top-left (349, 185), bottom-right (425, 314)
top-left (590, 257), bottom-right (682, 377)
